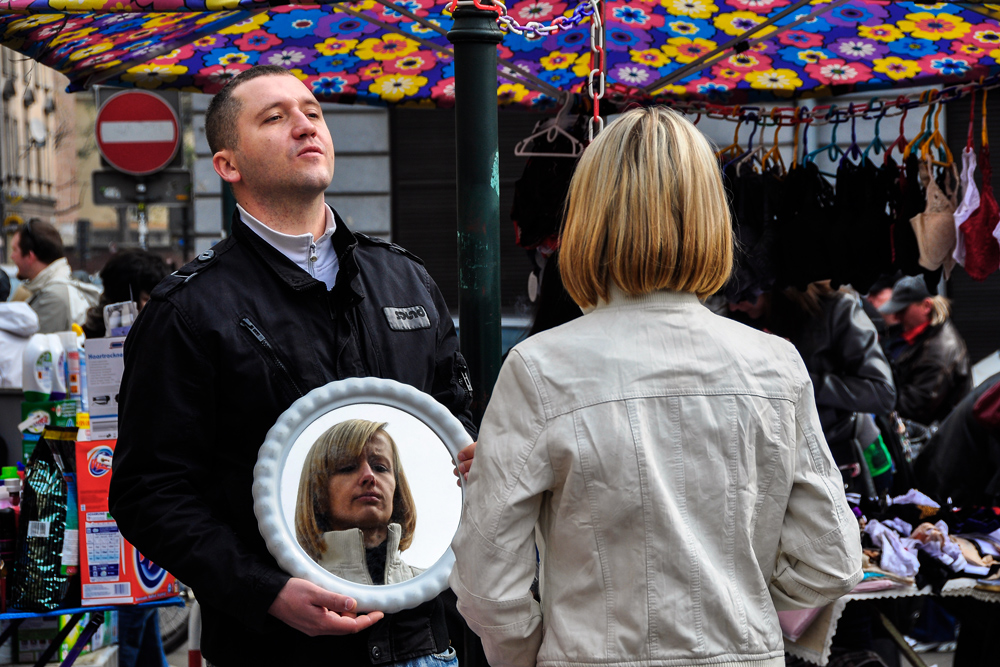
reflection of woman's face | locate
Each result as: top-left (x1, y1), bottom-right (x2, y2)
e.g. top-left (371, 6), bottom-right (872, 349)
top-left (327, 432), bottom-right (397, 540)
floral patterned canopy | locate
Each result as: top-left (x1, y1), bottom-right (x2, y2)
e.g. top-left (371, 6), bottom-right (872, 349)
top-left (1, 0), bottom-right (1000, 108)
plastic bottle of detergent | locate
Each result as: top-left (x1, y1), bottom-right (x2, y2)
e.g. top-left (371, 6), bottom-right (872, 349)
top-left (22, 334), bottom-right (53, 402)
top-left (45, 333), bottom-right (68, 401)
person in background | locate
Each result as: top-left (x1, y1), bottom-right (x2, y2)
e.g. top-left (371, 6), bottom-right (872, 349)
top-left (0, 271), bottom-right (40, 388)
top-left (10, 219), bottom-right (97, 333)
top-left (82, 250), bottom-right (169, 339)
top-left (730, 282), bottom-right (897, 496)
top-left (913, 373), bottom-right (1000, 667)
top-left (877, 275), bottom-right (971, 425)
top-left (451, 107), bottom-right (862, 667)
top-left (863, 271), bottom-right (902, 344)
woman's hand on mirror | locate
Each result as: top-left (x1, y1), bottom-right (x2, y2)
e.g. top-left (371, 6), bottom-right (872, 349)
top-left (454, 441), bottom-right (477, 486)
top-left (268, 578), bottom-right (385, 636)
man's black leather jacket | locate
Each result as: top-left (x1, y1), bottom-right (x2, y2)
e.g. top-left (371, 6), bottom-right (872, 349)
top-left (892, 319), bottom-right (971, 425)
top-left (109, 213), bottom-right (475, 665)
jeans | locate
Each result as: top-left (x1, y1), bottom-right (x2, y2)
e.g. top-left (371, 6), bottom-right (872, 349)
top-left (117, 607), bottom-right (169, 667)
top-left (396, 646), bottom-right (459, 667)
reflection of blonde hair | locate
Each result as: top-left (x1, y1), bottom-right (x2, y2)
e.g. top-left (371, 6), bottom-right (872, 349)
top-left (295, 419), bottom-right (416, 561)
top-left (929, 295), bottom-right (950, 326)
top-left (560, 106), bottom-right (733, 308)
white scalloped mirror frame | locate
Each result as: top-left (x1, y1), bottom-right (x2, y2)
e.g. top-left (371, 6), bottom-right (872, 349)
top-left (253, 377), bottom-right (473, 613)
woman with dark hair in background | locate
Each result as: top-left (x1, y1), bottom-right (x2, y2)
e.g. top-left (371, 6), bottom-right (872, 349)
top-left (83, 250), bottom-right (169, 338)
top-left (730, 282), bottom-right (897, 496)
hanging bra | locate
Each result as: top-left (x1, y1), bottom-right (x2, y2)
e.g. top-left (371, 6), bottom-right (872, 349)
top-left (910, 156), bottom-right (958, 277)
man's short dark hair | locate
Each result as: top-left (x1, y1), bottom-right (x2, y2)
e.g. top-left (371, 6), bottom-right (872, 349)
top-left (204, 65), bottom-right (297, 155)
top-left (99, 249), bottom-right (169, 305)
top-left (16, 219), bottom-right (64, 264)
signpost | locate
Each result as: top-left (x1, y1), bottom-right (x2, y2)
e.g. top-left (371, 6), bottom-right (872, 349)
top-left (95, 91), bottom-right (180, 177)
top-left (94, 90), bottom-right (186, 249)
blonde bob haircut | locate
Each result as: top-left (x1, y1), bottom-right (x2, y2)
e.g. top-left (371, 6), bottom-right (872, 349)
top-left (295, 419), bottom-right (417, 561)
top-left (560, 106), bottom-right (733, 308)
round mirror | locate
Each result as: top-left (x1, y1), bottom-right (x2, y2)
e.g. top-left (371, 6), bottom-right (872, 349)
top-left (253, 377), bottom-right (473, 613)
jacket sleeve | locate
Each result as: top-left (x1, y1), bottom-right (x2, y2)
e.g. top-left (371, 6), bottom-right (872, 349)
top-left (449, 349), bottom-right (546, 667)
top-left (810, 296), bottom-right (896, 416)
top-left (427, 271), bottom-right (477, 437)
top-left (109, 298), bottom-right (289, 631)
top-left (770, 361), bottom-right (863, 611)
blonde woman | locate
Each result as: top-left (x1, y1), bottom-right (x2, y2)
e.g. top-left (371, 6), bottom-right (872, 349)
top-left (295, 419), bottom-right (459, 667)
top-left (450, 107), bottom-right (862, 667)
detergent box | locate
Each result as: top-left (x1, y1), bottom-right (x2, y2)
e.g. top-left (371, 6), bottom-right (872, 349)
top-left (75, 439), bottom-right (179, 605)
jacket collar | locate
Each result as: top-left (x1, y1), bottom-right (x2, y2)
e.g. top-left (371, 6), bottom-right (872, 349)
top-left (318, 523), bottom-right (403, 585)
top-left (22, 257), bottom-right (71, 294)
top-left (232, 208), bottom-right (364, 304)
top-left (591, 285), bottom-right (702, 313)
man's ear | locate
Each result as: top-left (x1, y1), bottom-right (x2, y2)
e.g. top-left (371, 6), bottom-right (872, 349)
top-left (213, 150), bottom-right (242, 185)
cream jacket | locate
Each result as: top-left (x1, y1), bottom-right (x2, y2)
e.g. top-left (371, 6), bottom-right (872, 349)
top-left (22, 258), bottom-right (87, 334)
top-left (317, 523), bottom-right (423, 585)
top-left (450, 289), bottom-right (863, 667)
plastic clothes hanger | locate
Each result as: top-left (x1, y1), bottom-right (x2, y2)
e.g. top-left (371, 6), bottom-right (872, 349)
top-left (840, 104), bottom-right (863, 166)
top-left (862, 99), bottom-right (889, 162)
top-left (762, 120), bottom-right (786, 175)
top-left (804, 107), bottom-right (844, 165)
top-left (904, 92), bottom-right (936, 160)
top-left (514, 94), bottom-right (584, 158)
top-left (715, 109), bottom-right (746, 164)
top-left (921, 103), bottom-right (954, 168)
top-left (883, 101), bottom-right (909, 165)
top-left (735, 118), bottom-right (767, 174)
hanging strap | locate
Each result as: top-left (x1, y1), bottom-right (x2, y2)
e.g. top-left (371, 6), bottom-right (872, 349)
top-left (982, 88), bottom-right (992, 184)
top-left (967, 89), bottom-right (976, 151)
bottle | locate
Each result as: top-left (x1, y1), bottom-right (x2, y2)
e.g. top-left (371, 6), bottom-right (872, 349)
top-left (72, 324), bottom-right (89, 413)
top-left (21, 333), bottom-right (53, 402)
top-left (0, 488), bottom-right (14, 613)
top-left (46, 333), bottom-right (68, 401)
top-left (58, 331), bottom-right (83, 412)
top-left (1, 468), bottom-right (19, 508)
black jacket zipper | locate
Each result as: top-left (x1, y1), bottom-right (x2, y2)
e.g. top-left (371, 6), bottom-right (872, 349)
top-left (240, 317), bottom-right (305, 398)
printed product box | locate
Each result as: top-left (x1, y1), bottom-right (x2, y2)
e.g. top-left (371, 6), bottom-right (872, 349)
top-left (83, 338), bottom-right (126, 441)
top-left (75, 439), bottom-right (179, 605)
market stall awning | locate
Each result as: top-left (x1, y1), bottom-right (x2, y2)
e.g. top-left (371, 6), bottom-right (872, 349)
top-left (3, 1), bottom-right (1000, 107)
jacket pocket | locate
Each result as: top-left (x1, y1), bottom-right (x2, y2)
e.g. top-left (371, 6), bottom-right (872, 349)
top-left (238, 316), bottom-right (305, 400)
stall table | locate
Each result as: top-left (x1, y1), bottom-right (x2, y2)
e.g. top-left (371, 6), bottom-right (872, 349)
top-left (0, 598), bottom-right (184, 667)
top-left (785, 578), bottom-right (1000, 666)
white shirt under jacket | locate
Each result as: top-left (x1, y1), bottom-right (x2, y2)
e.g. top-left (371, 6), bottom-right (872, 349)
top-left (450, 287), bottom-right (863, 667)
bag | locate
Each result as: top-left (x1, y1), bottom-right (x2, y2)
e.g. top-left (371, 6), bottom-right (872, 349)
top-left (829, 414), bottom-right (877, 499)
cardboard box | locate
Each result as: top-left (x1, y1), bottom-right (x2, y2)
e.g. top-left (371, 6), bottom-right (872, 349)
top-left (82, 338), bottom-right (126, 441)
top-left (76, 440), bottom-right (179, 606)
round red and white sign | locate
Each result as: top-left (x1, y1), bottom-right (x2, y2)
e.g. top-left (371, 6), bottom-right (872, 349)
top-left (96, 90), bottom-right (180, 176)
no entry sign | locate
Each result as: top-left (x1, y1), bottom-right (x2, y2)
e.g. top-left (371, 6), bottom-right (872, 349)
top-left (96, 91), bottom-right (180, 176)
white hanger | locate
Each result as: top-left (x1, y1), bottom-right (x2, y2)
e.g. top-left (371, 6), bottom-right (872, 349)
top-left (514, 95), bottom-right (584, 159)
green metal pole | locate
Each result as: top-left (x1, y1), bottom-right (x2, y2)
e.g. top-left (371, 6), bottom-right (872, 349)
top-left (448, 5), bottom-right (503, 426)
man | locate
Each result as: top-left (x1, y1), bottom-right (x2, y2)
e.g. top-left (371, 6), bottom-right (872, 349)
top-left (10, 219), bottom-right (97, 333)
top-left (878, 275), bottom-right (971, 424)
top-left (109, 66), bottom-right (476, 666)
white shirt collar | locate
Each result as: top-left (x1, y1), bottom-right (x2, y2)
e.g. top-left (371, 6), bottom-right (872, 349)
top-left (238, 204), bottom-right (340, 290)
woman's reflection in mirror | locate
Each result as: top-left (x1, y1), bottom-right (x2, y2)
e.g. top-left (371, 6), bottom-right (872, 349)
top-left (295, 419), bottom-right (423, 585)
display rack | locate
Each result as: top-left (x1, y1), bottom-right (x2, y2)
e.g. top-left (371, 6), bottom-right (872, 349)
top-left (0, 597), bottom-right (185, 667)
